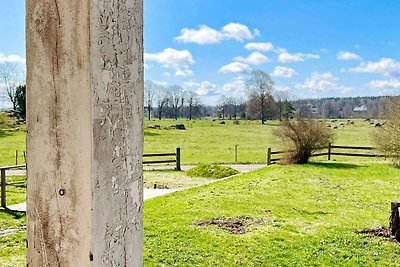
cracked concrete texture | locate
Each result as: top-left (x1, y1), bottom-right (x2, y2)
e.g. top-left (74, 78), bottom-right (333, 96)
top-left (26, 0), bottom-right (143, 266)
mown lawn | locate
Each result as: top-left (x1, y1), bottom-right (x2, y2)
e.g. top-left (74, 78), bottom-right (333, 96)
top-left (144, 162), bottom-right (400, 266)
top-left (1, 162), bottom-right (399, 265)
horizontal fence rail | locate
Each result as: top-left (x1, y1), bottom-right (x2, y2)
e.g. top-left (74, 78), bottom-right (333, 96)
top-left (0, 164), bottom-right (27, 208)
top-left (267, 143), bottom-right (384, 165)
top-left (0, 148), bottom-right (181, 209)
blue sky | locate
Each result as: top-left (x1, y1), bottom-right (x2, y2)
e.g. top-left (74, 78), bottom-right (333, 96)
top-left (1, 0), bottom-right (400, 106)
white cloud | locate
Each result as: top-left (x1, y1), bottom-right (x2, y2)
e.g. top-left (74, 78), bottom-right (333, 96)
top-left (175, 23), bottom-right (259, 44)
top-left (174, 25), bottom-right (224, 45)
top-left (0, 53), bottom-right (25, 64)
top-left (271, 66), bottom-right (298, 78)
top-left (163, 72), bottom-right (171, 77)
top-left (152, 81), bottom-right (168, 86)
top-left (183, 81), bottom-right (199, 88)
top-left (368, 79), bottom-right (400, 90)
top-left (245, 42), bottom-right (274, 52)
top-left (337, 51), bottom-right (361, 61)
top-left (295, 72), bottom-right (351, 93)
top-left (233, 51), bottom-right (270, 65)
top-left (221, 23), bottom-right (259, 42)
top-left (223, 76), bottom-right (246, 92)
top-left (175, 67), bottom-right (194, 77)
top-left (145, 48), bottom-right (195, 77)
top-left (351, 58), bottom-right (400, 77)
top-left (145, 48), bottom-right (194, 68)
top-left (219, 62), bottom-right (251, 74)
top-left (278, 50), bottom-right (320, 63)
top-left (195, 81), bottom-right (216, 96)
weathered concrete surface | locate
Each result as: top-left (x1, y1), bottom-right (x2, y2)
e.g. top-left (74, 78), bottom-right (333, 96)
top-left (26, 0), bottom-right (143, 266)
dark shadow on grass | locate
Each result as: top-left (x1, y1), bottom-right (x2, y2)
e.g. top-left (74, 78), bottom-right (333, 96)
top-left (307, 162), bottom-right (361, 169)
top-left (0, 208), bottom-right (26, 219)
top-left (0, 128), bottom-right (15, 138)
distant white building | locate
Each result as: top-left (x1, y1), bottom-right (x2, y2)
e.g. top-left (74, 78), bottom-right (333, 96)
top-left (353, 105), bottom-right (367, 112)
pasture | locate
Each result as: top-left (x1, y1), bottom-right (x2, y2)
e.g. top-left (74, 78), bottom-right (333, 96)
top-left (0, 112), bottom-right (386, 166)
top-left (0, 112), bottom-right (397, 266)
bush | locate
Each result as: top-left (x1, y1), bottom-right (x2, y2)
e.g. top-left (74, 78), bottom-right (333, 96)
top-left (274, 119), bottom-right (333, 164)
top-left (186, 164), bottom-right (239, 179)
top-left (374, 97), bottom-right (400, 166)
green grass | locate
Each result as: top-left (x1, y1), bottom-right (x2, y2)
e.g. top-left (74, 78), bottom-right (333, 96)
top-left (0, 112), bottom-right (26, 166)
top-left (0, 112), bottom-right (384, 165)
top-left (186, 164), bottom-right (239, 179)
top-left (144, 170), bottom-right (214, 189)
top-left (1, 162), bottom-right (400, 265)
top-left (0, 209), bottom-right (26, 266)
top-left (3, 176), bottom-right (26, 206)
top-left (144, 118), bottom-right (383, 164)
top-left (144, 162), bottom-right (400, 266)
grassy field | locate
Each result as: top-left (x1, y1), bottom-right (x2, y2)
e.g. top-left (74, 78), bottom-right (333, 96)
top-left (144, 162), bottom-right (400, 266)
top-left (0, 112), bottom-right (396, 265)
top-left (0, 111), bottom-right (385, 166)
top-left (2, 162), bottom-right (399, 266)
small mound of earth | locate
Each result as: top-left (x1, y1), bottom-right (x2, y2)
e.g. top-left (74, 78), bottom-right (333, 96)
top-left (356, 227), bottom-right (392, 239)
top-left (196, 216), bottom-right (264, 234)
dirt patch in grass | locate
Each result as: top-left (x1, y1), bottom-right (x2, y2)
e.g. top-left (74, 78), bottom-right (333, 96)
top-left (196, 216), bottom-right (264, 234)
top-left (356, 227), bottom-right (393, 239)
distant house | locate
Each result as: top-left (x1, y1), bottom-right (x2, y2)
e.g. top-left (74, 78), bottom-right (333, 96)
top-left (353, 105), bottom-right (367, 112)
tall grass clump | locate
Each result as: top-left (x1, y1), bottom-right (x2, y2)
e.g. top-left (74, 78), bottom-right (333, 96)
top-left (186, 164), bottom-right (239, 179)
top-left (274, 118), bottom-right (333, 164)
top-left (374, 97), bottom-right (400, 166)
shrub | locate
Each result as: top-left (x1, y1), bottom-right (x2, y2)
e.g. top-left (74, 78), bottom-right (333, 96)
top-left (274, 119), bottom-right (333, 164)
top-left (374, 97), bottom-right (400, 166)
top-left (186, 164), bottom-right (239, 179)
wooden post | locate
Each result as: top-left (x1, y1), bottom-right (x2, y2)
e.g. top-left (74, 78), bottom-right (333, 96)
top-left (235, 145), bottom-right (238, 163)
top-left (390, 202), bottom-right (400, 241)
top-left (15, 150), bottom-right (18, 165)
top-left (1, 169), bottom-right (6, 208)
top-left (176, 147), bottom-right (181, 171)
top-left (328, 143), bottom-right (331, 161)
top-left (26, 1), bottom-right (144, 265)
top-left (266, 147), bottom-right (272, 165)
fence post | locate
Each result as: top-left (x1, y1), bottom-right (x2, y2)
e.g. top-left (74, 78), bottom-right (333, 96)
top-left (176, 147), bottom-right (181, 171)
top-left (328, 143), bottom-right (331, 161)
top-left (1, 169), bottom-right (6, 208)
top-left (15, 150), bottom-right (18, 165)
top-left (235, 145), bottom-right (238, 163)
top-left (266, 147), bottom-right (272, 165)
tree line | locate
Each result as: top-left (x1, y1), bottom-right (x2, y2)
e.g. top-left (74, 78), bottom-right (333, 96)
top-left (0, 62), bottom-right (394, 122)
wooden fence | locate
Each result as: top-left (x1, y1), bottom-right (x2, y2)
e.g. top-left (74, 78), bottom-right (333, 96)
top-left (267, 143), bottom-right (384, 165)
top-left (0, 164), bottom-right (27, 208)
top-left (143, 147), bottom-right (181, 171)
top-left (0, 147), bottom-right (181, 209)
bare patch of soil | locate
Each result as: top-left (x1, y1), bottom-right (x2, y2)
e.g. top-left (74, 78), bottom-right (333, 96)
top-left (195, 216), bottom-right (264, 234)
top-left (356, 227), bottom-right (393, 240)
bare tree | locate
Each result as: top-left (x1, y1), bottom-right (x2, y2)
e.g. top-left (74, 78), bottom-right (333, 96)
top-left (0, 62), bottom-right (25, 111)
top-left (154, 84), bottom-right (169, 120)
top-left (144, 80), bottom-right (157, 120)
top-left (246, 70), bottom-right (274, 124)
top-left (187, 91), bottom-right (200, 120)
top-left (168, 85), bottom-right (185, 120)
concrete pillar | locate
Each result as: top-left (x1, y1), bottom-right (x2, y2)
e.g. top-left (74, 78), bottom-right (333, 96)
top-left (26, 1), bottom-right (143, 266)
